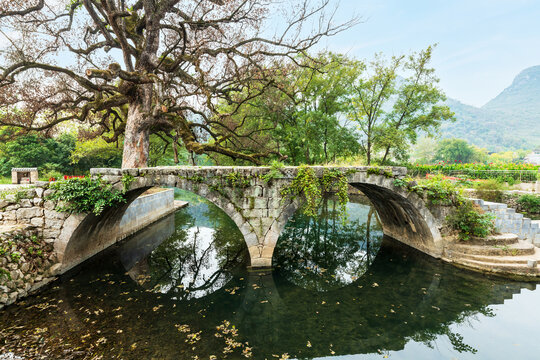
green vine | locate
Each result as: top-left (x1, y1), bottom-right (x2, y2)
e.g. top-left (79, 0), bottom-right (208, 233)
top-left (367, 166), bottom-right (393, 178)
top-left (225, 172), bottom-right (251, 188)
top-left (47, 176), bottom-right (126, 216)
top-left (121, 173), bottom-right (135, 192)
top-left (280, 166), bottom-right (350, 218)
top-left (262, 160), bottom-right (285, 183)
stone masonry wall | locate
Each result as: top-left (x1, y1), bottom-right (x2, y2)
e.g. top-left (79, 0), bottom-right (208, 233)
top-left (0, 184), bottom-right (178, 308)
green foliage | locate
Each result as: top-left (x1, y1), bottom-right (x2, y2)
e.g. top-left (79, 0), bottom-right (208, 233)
top-left (10, 251), bottom-right (21, 262)
top-left (474, 180), bottom-right (505, 202)
top-left (0, 268), bottom-right (10, 280)
top-left (516, 194), bottom-right (540, 215)
top-left (434, 138), bottom-right (476, 163)
top-left (121, 173), bottom-right (135, 192)
top-left (262, 160), bottom-right (284, 183)
top-left (0, 188), bottom-right (32, 203)
top-left (47, 177), bottom-right (126, 216)
top-left (0, 133), bottom-right (76, 176)
top-left (281, 166), bottom-right (350, 218)
top-left (447, 201), bottom-right (495, 241)
top-left (408, 175), bottom-right (462, 206)
top-left (367, 166), bottom-right (393, 178)
top-left (225, 172), bottom-right (251, 188)
top-left (349, 45), bottom-right (455, 165)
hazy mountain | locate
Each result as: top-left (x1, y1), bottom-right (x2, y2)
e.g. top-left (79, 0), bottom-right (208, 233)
top-left (439, 66), bottom-right (540, 151)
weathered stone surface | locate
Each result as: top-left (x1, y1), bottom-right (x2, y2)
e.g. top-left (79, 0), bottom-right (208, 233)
top-left (44, 201), bottom-right (56, 210)
top-left (44, 209), bottom-right (68, 220)
top-left (45, 218), bottom-right (63, 229)
top-left (16, 207), bottom-right (43, 220)
top-left (43, 229), bottom-right (61, 238)
top-left (19, 199), bottom-right (33, 207)
top-left (30, 217), bottom-right (45, 227)
top-left (33, 197), bottom-right (44, 206)
top-left (35, 187), bottom-right (45, 198)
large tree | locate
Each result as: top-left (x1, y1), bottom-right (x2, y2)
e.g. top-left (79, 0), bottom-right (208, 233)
top-left (348, 46), bottom-right (455, 165)
top-left (0, 0), bottom-right (355, 167)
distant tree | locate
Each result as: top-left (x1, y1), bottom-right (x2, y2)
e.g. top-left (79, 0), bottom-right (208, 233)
top-left (411, 136), bottom-right (438, 164)
top-left (0, 133), bottom-right (76, 176)
top-left (349, 46), bottom-right (455, 164)
top-left (434, 138), bottom-right (475, 163)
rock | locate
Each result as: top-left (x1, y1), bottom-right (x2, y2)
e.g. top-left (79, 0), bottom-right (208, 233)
top-left (5, 204), bottom-right (20, 211)
top-left (0, 200), bottom-right (8, 209)
top-left (43, 229), bottom-right (61, 238)
top-left (44, 200), bottom-right (56, 210)
top-left (30, 217), bottom-right (45, 227)
top-left (8, 291), bottom-right (17, 303)
top-left (0, 285), bottom-right (8, 293)
top-left (19, 199), bottom-right (32, 207)
top-left (16, 207), bottom-right (43, 220)
top-left (44, 209), bottom-right (68, 220)
top-left (0, 293), bottom-right (8, 304)
top-left (45, 218), bottom-right (63, 229)
top-left (48, 263), bottom-right (62, 276)
top-left (35, 187), bottom-right (45, 198)
top-left (33, 197), bottom-right (44, 206)
top-left (43, 189), bottom-right (55, 198)
top-left (20, 262), bottom-right (30, 272)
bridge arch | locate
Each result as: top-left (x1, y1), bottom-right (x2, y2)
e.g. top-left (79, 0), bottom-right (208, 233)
top-left (55, 166), bottom-right (445, 272)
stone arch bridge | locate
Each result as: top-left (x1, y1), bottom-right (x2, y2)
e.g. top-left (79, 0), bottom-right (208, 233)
top-left (51, 166), bottom-right (446, 272)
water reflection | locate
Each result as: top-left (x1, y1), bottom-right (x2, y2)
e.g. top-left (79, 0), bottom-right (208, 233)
top-left (121, 189), bottom-right (248, 299)
top-left (274, 195), bottom-right (383, 291)
top-left (0, 191), bottom-right (539, 359)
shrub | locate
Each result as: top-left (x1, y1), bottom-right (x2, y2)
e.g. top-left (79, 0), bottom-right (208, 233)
top-left (47, 176), bottom-right (126, 216)
top-left (474, 179), bottom-right (505, 202)
top-left (447, 201), bottom-right (495, 241)
top-left (517, 194), bottom-right (540, 215)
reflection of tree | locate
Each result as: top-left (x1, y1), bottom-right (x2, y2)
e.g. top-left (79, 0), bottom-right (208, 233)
top-left (138, 195), bottom-right (248, 300)
top-left (274, 196), bottom-right (383, 291)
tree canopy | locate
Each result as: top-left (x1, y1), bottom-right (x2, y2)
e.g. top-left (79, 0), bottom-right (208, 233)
top-left (0, 0), bottom-right (356, 167)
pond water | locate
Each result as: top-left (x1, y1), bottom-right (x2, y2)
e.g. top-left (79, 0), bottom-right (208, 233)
top-left (1, 189), bottom-right (540, 359)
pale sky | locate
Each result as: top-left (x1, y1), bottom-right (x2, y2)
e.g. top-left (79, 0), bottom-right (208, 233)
top-left (319, 0), bottom-right (540, 107)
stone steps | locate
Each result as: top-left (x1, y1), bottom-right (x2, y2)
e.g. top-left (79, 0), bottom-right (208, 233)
top-left (470, 198), bottom-right (540, 245)
top-left (455, 258), bottom-right (540, 277)
top-left (448, 240), bottom-right (535, 256)
top-left (456, 252), bottom-right (539, 264)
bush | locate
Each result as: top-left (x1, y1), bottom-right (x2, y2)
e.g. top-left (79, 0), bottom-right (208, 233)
top-left (47, 176), bottom-right (126, 215)
top-left (474, 179), bottom-right (505, 202)
top-left (517, 194), bottom-right (540, 215)
top-left (447, 201), bottom-right (495, 241)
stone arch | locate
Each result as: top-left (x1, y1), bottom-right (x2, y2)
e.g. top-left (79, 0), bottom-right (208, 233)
top-left (264, 173), bottom-right (444, 267)
top-left (58, 174), bottom-right (260, 272)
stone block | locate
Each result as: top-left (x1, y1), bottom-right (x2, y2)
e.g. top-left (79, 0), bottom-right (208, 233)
top-left (43, 189), bottom-right (55, 198)
top-left (45, 218), bottom-right (63, 229)
top-left (33, 197), bottom-right (44, 206)
top-left (16, 207), bottom-right (43, 220)
top-left (0, 200), bottom-right (8, 210)
top-left (44, 200), bottom-right (56, 210)
top-left (30, 217), bottom-right (44, 227)
top-left (35, 187), bottom-right (45, 198)
top-left (5, 204), bottom-right (20, 211)
top-left (91, 168), bottom-right (122, 176)
top-left (19, 199), bottom-right (32, 207)
top-left (44, 209), bottom-right (68, 220)
top-left (43, 229), bottom-right (61, 238)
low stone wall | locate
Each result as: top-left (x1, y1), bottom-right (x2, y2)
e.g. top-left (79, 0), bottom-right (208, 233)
top-left (0, 186), bottom-right (181, 309)
top-left (0, 226), bottom-right (58, 310)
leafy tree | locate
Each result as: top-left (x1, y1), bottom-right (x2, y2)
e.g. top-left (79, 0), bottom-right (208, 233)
top-left (434, 138), bottom-right (475, 163)
top-left (0, 133), bottom-right (76, 176)
top-left (0, 0), bottom-right (356, 167)
top-left (349, 46), bottom-right (455, 164)
top-left (215, 53), bottom-right (362, 165)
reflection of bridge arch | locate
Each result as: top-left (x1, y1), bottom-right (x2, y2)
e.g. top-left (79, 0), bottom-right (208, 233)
top-left (57, 166), bottom-right (447, 271)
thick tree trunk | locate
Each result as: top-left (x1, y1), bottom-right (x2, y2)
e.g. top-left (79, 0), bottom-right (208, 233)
top-left (122, 99), bottom-right (150, 168)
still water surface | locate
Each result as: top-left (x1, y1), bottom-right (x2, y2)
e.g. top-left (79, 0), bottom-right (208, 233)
top-left (1, 189), bottom-right (539, 359)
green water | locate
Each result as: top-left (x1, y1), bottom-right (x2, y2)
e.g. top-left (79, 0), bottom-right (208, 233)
top-left (1, 190), bottom-right (539, 359)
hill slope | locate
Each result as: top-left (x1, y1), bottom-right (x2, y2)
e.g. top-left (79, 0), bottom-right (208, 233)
top-left (439, 66), bottom-right (540, 151)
